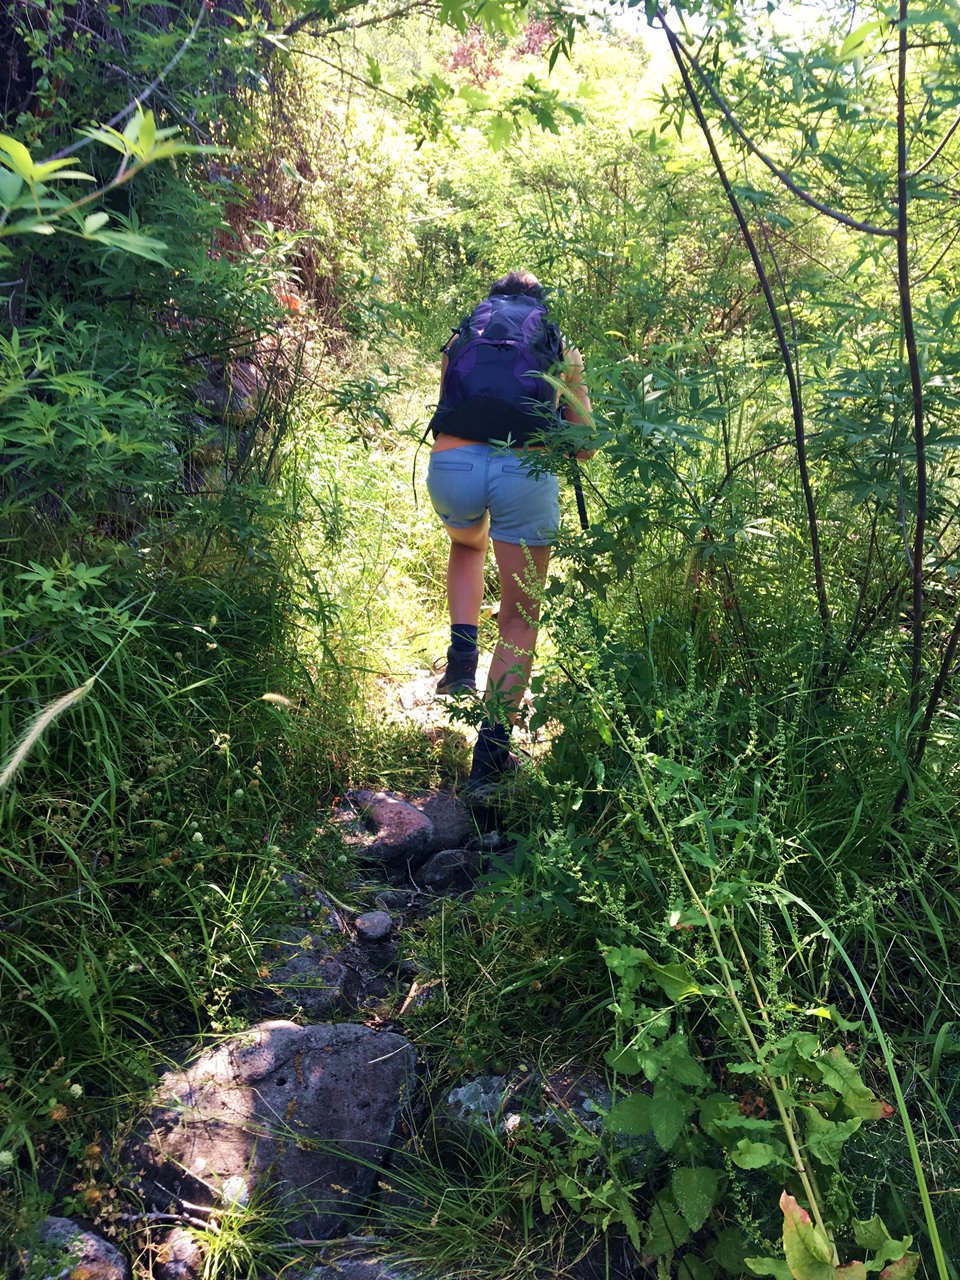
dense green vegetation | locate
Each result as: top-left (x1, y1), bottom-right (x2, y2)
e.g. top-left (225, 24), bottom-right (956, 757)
top-left (3, 0), bottom-right (960, 1276)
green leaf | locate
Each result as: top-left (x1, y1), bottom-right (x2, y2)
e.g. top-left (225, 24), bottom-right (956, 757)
top-left (0, 167), bottom-right (24, 206)
top-left (0, 134), bottom-right (35, 179)
top-left (603, 1045), bottom-right (645, 1075)
top-left (853, 1216), bottom-right (896, 1252)
top-left (656, 1033), bottom-right (710, 1087)
top-left (838, 19), bottom-right (881, 59)
top-left (139, 110), bottom-right (157, 156)
top-left (486, 113), bottom-right (514, 151)
top-left (802, 1106), bottom-right (862, 1170)
top-left (780, 1192), bottom-right (836, 1280)
top-left (604, 1090), bottom-right (653, 1135)
top-left (746, 1259), bottom-right (794, 1279)
top-left (730, 1138), bottom-right (783, 1169)
top-left (652, 1078), bottom-right (694, 1150)
top-left (645, 1199), bottom-right (691, 1257)
top-left (816, 1047), bottom-right (889, 1119)
top-left (84, 229), bottom-right (169, 263)
top-left (458, 85), bottom-right (492, 109)
top-left (672, 1166), bottom-right (718, 1232)
top-left (637, 954), bottom-right (702, 1003)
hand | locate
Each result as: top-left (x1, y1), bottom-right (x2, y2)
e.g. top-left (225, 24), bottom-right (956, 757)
top-left (564, 346), bottom-right (584, 371)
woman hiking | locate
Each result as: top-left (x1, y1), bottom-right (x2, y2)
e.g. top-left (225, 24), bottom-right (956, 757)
top-left (425, 270), bottom-right (592, 794)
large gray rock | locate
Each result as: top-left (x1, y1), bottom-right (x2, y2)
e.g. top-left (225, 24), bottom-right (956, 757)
top-left (28, 1215), bottom-right (129, 1280)
top-left (129, 1021), bottom-right (417, 1239)
top-left (343, 791), bottom-right (435, 868)
top-left (418, 792), bottom-right (472, 852)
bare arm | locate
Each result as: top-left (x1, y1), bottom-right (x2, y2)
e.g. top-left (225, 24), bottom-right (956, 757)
top-left (560, 347), bottom-right (595, 459)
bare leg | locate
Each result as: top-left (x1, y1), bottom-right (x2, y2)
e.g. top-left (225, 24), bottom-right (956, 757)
top-left (485, 540), bottom-right (551, 722)
top-left (444, 516), bottom-right (490, 625)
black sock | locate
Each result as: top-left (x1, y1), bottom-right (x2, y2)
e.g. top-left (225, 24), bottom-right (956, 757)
top-left (450, 623), bottom-right (479, 653)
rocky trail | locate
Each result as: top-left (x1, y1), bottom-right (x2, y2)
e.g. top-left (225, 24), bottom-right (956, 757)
top-left (24, 671), bottom-right (645, 1280)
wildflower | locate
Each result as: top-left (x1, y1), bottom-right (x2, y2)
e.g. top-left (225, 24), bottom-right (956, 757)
top-left (233, 788), bottom-right (244, 799)
top-left (0, 1150), bottom-right (13, 1170)
top-left (206, 643), bottom-right (218, 651)
top-left (50, 1103), bottom-right (69, 1122)
top-left (190, 820), bottom-right (199, 830)
top-left (69, 1083), bottom-right (83, 1098)
top-left (192, 831), bottom-right (204, 844)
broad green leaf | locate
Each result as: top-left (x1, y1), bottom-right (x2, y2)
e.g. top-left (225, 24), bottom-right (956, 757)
top-left (851, 1216), bottom-right (915, 1271)
top-left (656, 1032), bottom-right (710, 1086)
top-left (83, 212), bottom-right (110, 234)
top-left (879, 1256), bottom-right (920, 1280)
top-left (0, 168), bottom-right (24, 206)
top-left (645, 1199), bottom-right (691, 1257)
top-left (730, 1138), bottom-right (783, 1169)
top-left (677, 1259), bottom-right (712, 1280)
top-left (652, 1077), bottom-right (694, 1150)
top-left (672, 1166), bottom-right (718, 1232)
top-left (746, 1259), bottom-right (794, 1279)
top-left (603, 1045), bottom-right (645, 1075)
top-left (486, 113), bottom-right (513, 151)
top-left (816, 1048), bottom-right (889, 1119)
top-left (459, 85), bottom-right (492, 109)
top-left (604, 1090), bottom-right (653, 1135)
top-left (637, 954), bottom-right (702, 1003)
top-left (853, 1216), bottom-right (896, 1251)
top-left (780, 1192), bottom-right (836, 1280)
top-left (802, 1107), bottom-right (862, 1170)
top-left (836, 1265), bottom-right (867, 1280)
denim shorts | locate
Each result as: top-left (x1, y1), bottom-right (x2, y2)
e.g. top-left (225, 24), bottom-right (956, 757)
top-left (426, 444), bottom-right (560, 546)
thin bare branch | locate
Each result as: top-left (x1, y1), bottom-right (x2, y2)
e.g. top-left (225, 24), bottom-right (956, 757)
top-left (284, 0), bottom-right (435, 38)
top-left (656, 12), bottom-right (898, 238)
top-left (661, 19), bottom-right (831, 635)
top-left (908, 106), bottom-right (960, 177)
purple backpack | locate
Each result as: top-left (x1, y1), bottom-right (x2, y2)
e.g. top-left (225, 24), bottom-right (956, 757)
top-left (436, 294), bottom-right (563, 435)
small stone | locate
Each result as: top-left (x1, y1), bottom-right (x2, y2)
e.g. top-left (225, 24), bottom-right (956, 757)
top-left (416, 848), bottom-right (481, 895)
top-left (300, 1258), bottom-right (417, 1280)
top-left (154, 1226), bottom-right (203, 1280)
top-left (355, 911), bottom-right (393, 942)
top-left (30, 1216), bottom-right (130, 1280)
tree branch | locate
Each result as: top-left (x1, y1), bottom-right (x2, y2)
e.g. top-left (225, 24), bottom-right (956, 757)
top-left (656, 13), bottom-right (898, 239)
top-left (908, 105), bottom-right (960, 178)
top-left (896, 0), bottom-right (928, 736)
top-left (48, 3), bottom-right (207, 162)
top-left (661, 16), bottom-right (831, 636)
top-left (283, 0), bottom-right (435, 38)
